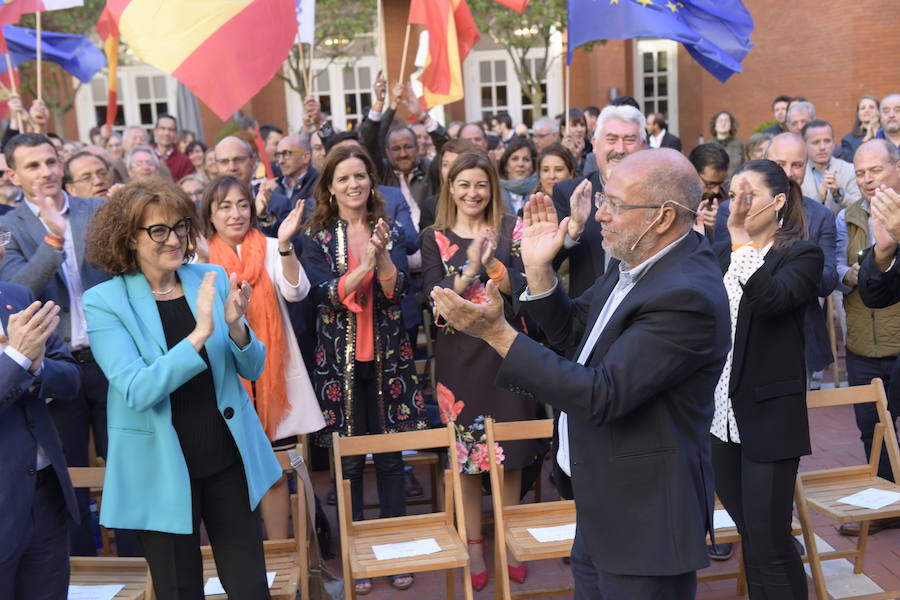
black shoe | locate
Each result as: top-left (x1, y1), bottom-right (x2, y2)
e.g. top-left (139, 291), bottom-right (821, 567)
top-left (708, 543), bottom-right (733, 561)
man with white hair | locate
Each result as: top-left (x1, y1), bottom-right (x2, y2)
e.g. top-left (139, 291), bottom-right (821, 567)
top-left (551, 104), bottom-right (647, 298)
top-left (876, 93), bottom-right (900, 152)
top-left (787, 101), bottom-right (816, 136)
top-left (125, 145), bottom-right (162, 180)
top-left (532, 116), bottom-right (561, 153)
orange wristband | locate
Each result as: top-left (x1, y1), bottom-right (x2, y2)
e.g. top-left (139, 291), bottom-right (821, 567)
top-left (487, 261), bottom-right (507, 280)
top-left (43, 234), bottom-right (64, 250)
top-left (377, 266), bottom-right (397, 282)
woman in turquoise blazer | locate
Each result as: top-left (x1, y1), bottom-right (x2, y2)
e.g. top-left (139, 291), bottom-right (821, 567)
top-left (83, 178), bottom-right (280, 600)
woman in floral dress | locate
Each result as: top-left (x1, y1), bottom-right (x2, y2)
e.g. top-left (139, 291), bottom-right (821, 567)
top-left (302, 145), bottom-right (427, 594)
top-left (421, 149), bottom-right (539, 591)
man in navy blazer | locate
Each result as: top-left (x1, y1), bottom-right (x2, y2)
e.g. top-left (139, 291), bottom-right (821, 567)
top-left (714, 133), bottom-right (839, 379)
top-left (0, 133), bottom-right (111, 555)
top-left (0, 278), bottom-right (81, 599)
top-left (432, 150), bottom-right (731, 599)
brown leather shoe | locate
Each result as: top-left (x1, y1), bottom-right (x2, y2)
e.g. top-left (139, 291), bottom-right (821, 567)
top-left (837, 517), bottom-right (900, 536)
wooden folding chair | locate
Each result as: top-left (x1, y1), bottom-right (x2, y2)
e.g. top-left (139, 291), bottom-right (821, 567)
top-left (67, 467), bottom-right (151, 600)
top-left (333, 424), bottom-right (473, 600)
top-left (485, 418), bottom-right (576, 600)
top-left (195, 447), bottom-right (310, 600)
top-left (795, 378), bottom-right (900, 600)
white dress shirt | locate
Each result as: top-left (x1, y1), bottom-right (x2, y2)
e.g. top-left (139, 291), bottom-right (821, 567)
top-left (649, 129), bottom-right (666, 149)
top-left (25, 194), bottom-right (90, 350)
top-left (521, 232), bottom-right (690, 475)
top-left (710, 243), bottom-right (770, 444)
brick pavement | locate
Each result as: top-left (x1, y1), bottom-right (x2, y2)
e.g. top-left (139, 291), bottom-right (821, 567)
top-left (311, 401), bottom-right (900, 599)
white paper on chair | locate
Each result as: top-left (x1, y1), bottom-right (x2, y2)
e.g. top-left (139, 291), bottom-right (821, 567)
top-left (203, 572), bottom-right (276, 595)
top-left (372, 538), bottom-right (441, 560)
top-left (527, 522), bottom-right (576, 543)
top-left (713, 509), bottom-right (737, 530)
top-left (837, 488), bottom-right (900, 510)
top-left (67, 585), bottom-right (125, 600)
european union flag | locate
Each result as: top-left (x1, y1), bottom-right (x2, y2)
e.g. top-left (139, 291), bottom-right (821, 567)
top-left (0, 24), bottom-right (106, 83)
top-left (567, 0), bottom-right (754, 82)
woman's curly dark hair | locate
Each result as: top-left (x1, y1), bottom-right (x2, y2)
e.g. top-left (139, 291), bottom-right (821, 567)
top-left (86, 176), bottom-right (199, 275)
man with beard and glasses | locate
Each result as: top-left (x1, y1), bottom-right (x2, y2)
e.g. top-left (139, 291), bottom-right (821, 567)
top-left (689, 143), bottom-right (730, 240)
top-left (431, 149), bottom-right (730, 600)
top-left (551, 104), bottom-right (646, 299)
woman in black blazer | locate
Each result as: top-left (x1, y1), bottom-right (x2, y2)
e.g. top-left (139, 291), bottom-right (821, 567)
top-left (711, 159), bottom-right (824, 599)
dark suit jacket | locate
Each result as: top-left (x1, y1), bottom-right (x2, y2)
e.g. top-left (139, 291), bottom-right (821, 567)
top-left (714, 195), bottom-right (838, 371)
top-left (659, 131), bottom-right (683, 152)
top-left (550, 171), bottom-right (606, 299)
top-left (0, 195), bottom-right (110, 346)
top-left (0, 282), bottom-right (80, 556)
top-left (714, 241), bottom-right (823, 462)
top-left (497, 231), bottom-right (731, 576)
top-left (859, 246), bottom-right (900, 309)
top-left (277, 166), bottom-right (319, 206)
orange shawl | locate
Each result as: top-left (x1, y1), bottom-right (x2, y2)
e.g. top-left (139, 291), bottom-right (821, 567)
top-left (208, 229), bottom-right (288, 440)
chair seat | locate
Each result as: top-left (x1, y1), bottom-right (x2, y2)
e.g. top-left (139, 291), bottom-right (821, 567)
top-left (200, 540), bottom-right (300, 600)
top-left (69, 557), bottom-right (149, 600)
top-left (348, 521), bottom-right (468, 578)
top-left (503, 501), bottom-right (576, 562)
top-left (800, 472), bottom-right (900, 523)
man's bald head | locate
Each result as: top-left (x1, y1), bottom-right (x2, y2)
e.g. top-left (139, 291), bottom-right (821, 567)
top-left (618, 148), bottom-right (702, 227)
top-left (766, 132), bottom-right (808, 184)
top-left (215, 136), bottom-right (256, 182)
top-left (854, 139), bottom-right (900, 200)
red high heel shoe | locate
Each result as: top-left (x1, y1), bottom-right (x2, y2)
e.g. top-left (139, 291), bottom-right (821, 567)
top-left (507, 562), bottom-right (528, 584)
top-left (467, 537), bottom-right (489, 591)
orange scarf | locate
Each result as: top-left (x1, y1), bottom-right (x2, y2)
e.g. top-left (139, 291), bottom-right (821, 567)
top-left (208, 228), bottom-right (288, 440)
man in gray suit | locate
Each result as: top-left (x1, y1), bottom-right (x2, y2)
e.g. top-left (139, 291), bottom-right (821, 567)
top-left (0, 133), bottom-right (110, 556)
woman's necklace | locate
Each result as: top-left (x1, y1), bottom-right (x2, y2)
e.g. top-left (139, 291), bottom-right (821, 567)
top-left (151, 284), bottom-right (176, 296)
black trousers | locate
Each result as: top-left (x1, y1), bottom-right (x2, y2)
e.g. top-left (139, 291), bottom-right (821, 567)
top-left (845, 349), bottom-right (900, 482)
top-left (0, 468), bottom-right (70, 600)
top-left (569, 531), bottom-right (696, 600)
top-left (711, 438), bottom-right (806, 599)
top-left (340, 361), bottom-right (406, 522)
top-left (137, 458), bottom-right (270, 600)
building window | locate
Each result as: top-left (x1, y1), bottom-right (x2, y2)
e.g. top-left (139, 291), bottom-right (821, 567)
top-left (135, 73), bottom-right (169, 126)
top-left (464, 41), bottom-right (562, 129)
top-left (633, 39), bottom-right (679, 135)
top-left (284, 58), bottom-right (380, 133)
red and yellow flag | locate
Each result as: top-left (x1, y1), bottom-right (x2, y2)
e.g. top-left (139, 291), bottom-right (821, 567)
top-left (100, 0), bottom-right (297, 120)
top-left (493, 0), bottom-right (528, 12)
top-left (95, 7), bottom-right (118, 128)
top-left (408, 0), bottom-right (480, 110)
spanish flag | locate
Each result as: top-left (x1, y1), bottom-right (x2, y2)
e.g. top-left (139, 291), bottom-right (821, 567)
top-left (100, 0), bottom-right (297, 120)
top-left (409, 0), bottom-right (480, 110)
top-left (95, 7), bottom-right (118, 128)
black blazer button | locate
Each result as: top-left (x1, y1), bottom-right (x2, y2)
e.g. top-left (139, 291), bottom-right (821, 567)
top-left (223, 407), bottom-right (234, 419)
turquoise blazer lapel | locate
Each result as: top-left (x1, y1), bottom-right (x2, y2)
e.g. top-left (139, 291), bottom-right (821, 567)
top-left (123, 271), bottom-right (166, 353)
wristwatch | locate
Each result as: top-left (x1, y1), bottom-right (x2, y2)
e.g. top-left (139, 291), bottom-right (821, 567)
top-left (278, 243), bottom-right (294, 257)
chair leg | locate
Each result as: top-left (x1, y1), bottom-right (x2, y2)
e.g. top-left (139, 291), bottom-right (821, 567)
top-left (495, 533), bottom-right (511, 600)
top-left (462, 562), bottom-right (474, 600)
top-left (446, 567), bottom-right (456, 599)
top-left (854, 519), bottom-right (871, 574)
top-left (736, 542), bottom-right (746, 596)
top-left (795, 491), bottom-right (828, 600)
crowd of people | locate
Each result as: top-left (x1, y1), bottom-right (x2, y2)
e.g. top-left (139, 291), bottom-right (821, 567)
top-left (2, 78), bottom-right (900, 600)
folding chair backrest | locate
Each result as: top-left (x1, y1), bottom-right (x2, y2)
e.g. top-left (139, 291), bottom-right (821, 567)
top-left (806, 378), bottom-right (900, 484)
top-left (332, 427), bottom-right (453, 457)
top-left (68, 466), bottom-right (106, 489)
top-left (490, 419), bottom-right (554, 443)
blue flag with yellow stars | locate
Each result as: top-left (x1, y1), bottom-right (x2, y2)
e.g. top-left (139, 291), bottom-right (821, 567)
top-left (567, 0), bottom-right (754, 82)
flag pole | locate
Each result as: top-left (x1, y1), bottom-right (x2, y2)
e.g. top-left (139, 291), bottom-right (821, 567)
top-left (398, 23), bottom-right (412, 84)
top-left (35, 11), bottom-right (42, 102)
top-left (564, 63), bottom-right (570, 135)
top-left (4, 53), bottom-right (23, 131)
top-left (308, 42), bottom-right (316, 96)
top-left (297, 41), bottom-right (310, 98)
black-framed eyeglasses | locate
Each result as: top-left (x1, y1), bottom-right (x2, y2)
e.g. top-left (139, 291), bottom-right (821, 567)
top-left (274, 150), bottom-right (308, 160)
top-left (139, 218), bottom-right (191, 244)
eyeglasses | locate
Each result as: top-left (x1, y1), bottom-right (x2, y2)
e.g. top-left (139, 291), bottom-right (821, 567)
top-left (699, 177), bottom-right (726, 191)
top-left (0, 231), bottom-right (10, 247)
top-left (139, 217), bottom-right (191, 244)
top-left (274, 150), bottom-right (307, 160)
top-left (593, 193), bottom-right (662, 214)
top-left (216, 155), bottom-right (251, 167)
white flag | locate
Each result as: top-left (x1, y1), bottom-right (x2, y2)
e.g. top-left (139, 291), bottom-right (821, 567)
top-left (295, 0), bottom-right (315, 45)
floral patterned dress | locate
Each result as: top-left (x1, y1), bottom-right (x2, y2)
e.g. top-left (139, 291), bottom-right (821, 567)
top-left (421, 214), bottom-right (540, 471)
top-left (302, 218), bottom-right (428, 447)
